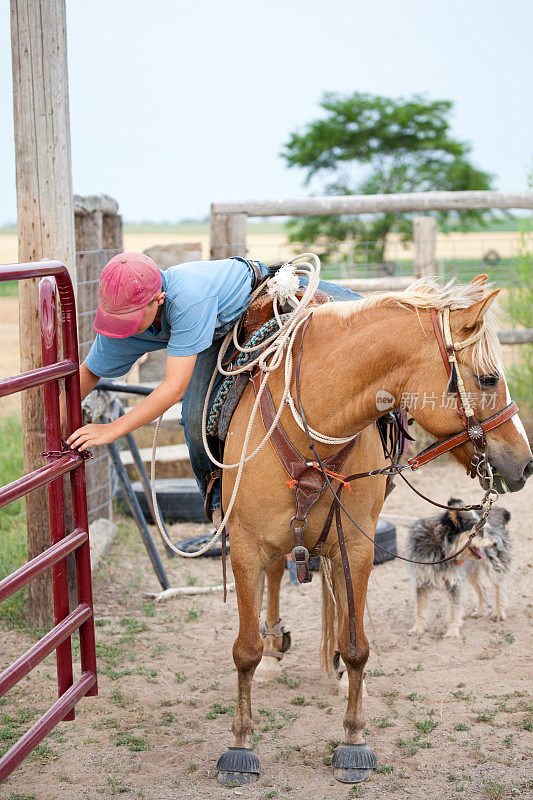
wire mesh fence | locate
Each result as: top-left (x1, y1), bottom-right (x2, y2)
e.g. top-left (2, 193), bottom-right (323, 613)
top-left (76, 249), bottom-right (120, 523)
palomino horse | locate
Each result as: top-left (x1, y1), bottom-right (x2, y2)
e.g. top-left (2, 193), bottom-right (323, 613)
top-left (218, 276), bottom-right (532, 785)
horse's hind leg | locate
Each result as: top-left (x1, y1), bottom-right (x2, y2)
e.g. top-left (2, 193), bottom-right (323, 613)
top-left (255, 556), bottom-right (289, 681)
top-left (216, 540), bottom-right (264, 786)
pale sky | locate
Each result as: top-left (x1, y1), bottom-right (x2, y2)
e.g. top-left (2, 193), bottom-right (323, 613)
top-left (1, 0), bottom-right (532, 224)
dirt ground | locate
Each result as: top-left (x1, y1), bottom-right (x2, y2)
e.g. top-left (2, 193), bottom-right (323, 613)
top-left (1, 461), bottom-right (532, 800)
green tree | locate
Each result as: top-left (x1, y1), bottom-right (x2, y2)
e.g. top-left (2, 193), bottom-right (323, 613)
top-left (281, 92), bottom-right (494, 263)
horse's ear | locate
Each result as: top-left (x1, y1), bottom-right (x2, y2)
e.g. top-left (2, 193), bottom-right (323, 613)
top-left (456, 289), bottom-right (500, 330)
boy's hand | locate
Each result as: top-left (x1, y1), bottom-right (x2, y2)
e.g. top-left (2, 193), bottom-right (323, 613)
top-left (67, 422), bottom-right (118, 452)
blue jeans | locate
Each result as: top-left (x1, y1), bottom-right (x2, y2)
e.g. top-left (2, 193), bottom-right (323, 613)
top-left (180, 271), bottom-right (361, 512)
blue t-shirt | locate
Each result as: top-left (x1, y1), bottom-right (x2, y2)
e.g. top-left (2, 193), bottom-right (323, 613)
top-left (85, 257), bottom-right (266, 378)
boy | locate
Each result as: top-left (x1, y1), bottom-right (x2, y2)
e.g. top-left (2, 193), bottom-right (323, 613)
top-left (66, 252), bottom-right (358, 524)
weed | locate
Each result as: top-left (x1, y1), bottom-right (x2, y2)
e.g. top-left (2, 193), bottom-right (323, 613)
top-left (454, 723), bottom-right (471, 732)
top-left (120, 617), bottom-right (148, 635)
top-left (450, 689), bottom-right (476, 701)
top-left (111, 687), bottom-right (127, 708)
top-left (186, 607), bottom-right (199, 622)
top-left (107, 775), bottom-right (132, 794)
top-left (161, 712), bottom-right (175, 726)
top-left (373, 717), bottom-right (396, 728)
top-left (32, 742), bottom-right (59, 762)
top-left (483, 779), bottom-right (508, 800)
top-left (414, 718), bottom-right (438, 734)
top-left (277, 744), bottom-right (301, 762)
top-left (376, 763), bottom-right (394, 774)
top-left (113, 732), bottom-right (150, 752)
top-left (290, 695), bottom-right (309, 706)
top-left (206, 702), bottom-right (234, 719)
top-left (502, 733), bottom-right (514, 748)
top-left (175, 670), bottom-right (187, 684)
top-left (326, 738), bottom-right (341, 754)
top-left (5, 795), bottom-right (37, 800)
top-left (264, 792), bottom-right (278, 798)
top-left (186, 763), bottom-right (197, 774)
top-left (395, 734), bottom-right (433, 755)
top-left (474, 712), bottom-right (495, 723)
top-left (348, 787), bottom-right (362, 797)
top-left (275, 671), bottom-right (300, 688)
top-left (141, 602), bottom-right (156, 617)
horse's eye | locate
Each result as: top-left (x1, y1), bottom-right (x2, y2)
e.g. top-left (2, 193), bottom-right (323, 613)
top-left (478, 374), bottom-right (499, 388)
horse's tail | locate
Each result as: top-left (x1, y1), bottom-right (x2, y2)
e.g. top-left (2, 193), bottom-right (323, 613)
top-left (320, 558), bottom-right (337, 671)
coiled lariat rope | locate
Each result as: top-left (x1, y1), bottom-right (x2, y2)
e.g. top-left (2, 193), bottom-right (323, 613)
top-left (150, 253), bottom-right (358, 559)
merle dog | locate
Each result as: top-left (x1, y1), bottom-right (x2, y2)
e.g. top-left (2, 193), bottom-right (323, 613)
top-left (406, 498), bottom-right (512, 638)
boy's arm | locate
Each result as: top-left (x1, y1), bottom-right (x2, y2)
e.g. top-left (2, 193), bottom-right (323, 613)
top-left (67, 354), bottom-right (197, 451)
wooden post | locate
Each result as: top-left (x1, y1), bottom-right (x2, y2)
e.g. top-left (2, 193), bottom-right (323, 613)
top-left (75, 212), bottom-right (103, 252)
top-left (413, 216), bottom-right (437, 278)
top-left (210, 210), bottom-right (247, 259)
top-left (10, 0), bottom-right (76, 627)
top-left (102, 214), bottom-right (123, 250)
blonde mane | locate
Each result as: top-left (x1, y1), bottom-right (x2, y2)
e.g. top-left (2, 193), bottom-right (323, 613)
top-left (316, 276), bottom-right (504, 376)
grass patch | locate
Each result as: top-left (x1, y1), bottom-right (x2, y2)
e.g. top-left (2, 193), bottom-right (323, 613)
top-left (205, 702), bottom-right (234, 720)
top-left (0, 415), bottom-right (28, 626)
top-left (113, 731), bottom-right (150, 752)
top-left (0, 281), bottom-right (19, 298)
top-left (414, 718), bottom-right (438, 734)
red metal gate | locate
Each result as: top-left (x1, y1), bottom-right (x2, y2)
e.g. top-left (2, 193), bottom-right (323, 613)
top-left (0, 260), bottom-right (97, 783)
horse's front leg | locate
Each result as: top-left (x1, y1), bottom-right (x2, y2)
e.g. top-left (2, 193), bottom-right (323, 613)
top-left (216, 535), bottom-right (265, 786)
top-left (255, 555), bottom-right (289, 681)
top-left (331, 538), bottom-right (376, 784)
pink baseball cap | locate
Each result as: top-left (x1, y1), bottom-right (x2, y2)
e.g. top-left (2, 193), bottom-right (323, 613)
top-left (93, 252), bottom-right (162, 338)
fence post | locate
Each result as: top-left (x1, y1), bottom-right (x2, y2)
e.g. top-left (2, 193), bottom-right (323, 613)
top-left (10, 0), bottom-right (77, 627)
top-left (102, 214), bottom-right (123, 250)
top-left (413, 216), bottom-right (437, 278)
top-left (210, 210), bottom-right (247, 259)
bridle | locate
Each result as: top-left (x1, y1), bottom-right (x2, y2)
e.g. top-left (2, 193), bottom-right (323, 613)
top-left (271, 304), bottom-right (521, 657)
top-left (406, 307), bottom-right (519, 478)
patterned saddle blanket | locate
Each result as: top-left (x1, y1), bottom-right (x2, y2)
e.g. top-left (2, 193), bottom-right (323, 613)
top-left (206, 313), bottom-right (292, 441)
top-left (206, 285), bottom-right (332, 440)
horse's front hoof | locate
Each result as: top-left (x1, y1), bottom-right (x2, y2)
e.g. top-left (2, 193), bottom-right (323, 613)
top-left (331, 743), bottom-right (376, 783)
top-left (216, 747), bottom-right (261, 786)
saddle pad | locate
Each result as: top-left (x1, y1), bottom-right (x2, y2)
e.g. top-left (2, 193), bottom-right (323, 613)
top-left (207, 314), bottom-right (291, 440)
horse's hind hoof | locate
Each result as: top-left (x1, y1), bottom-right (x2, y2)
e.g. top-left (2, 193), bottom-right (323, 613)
top-left (216, 747), bottom-right (260, 786)
top-left (331, 743), bottom-right (376, 783)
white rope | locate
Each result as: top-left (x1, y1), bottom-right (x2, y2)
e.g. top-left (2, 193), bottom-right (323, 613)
top-left (144, 582), bottom-right (236, 602)
top-left (149, 253), bottom-right (359, 558)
